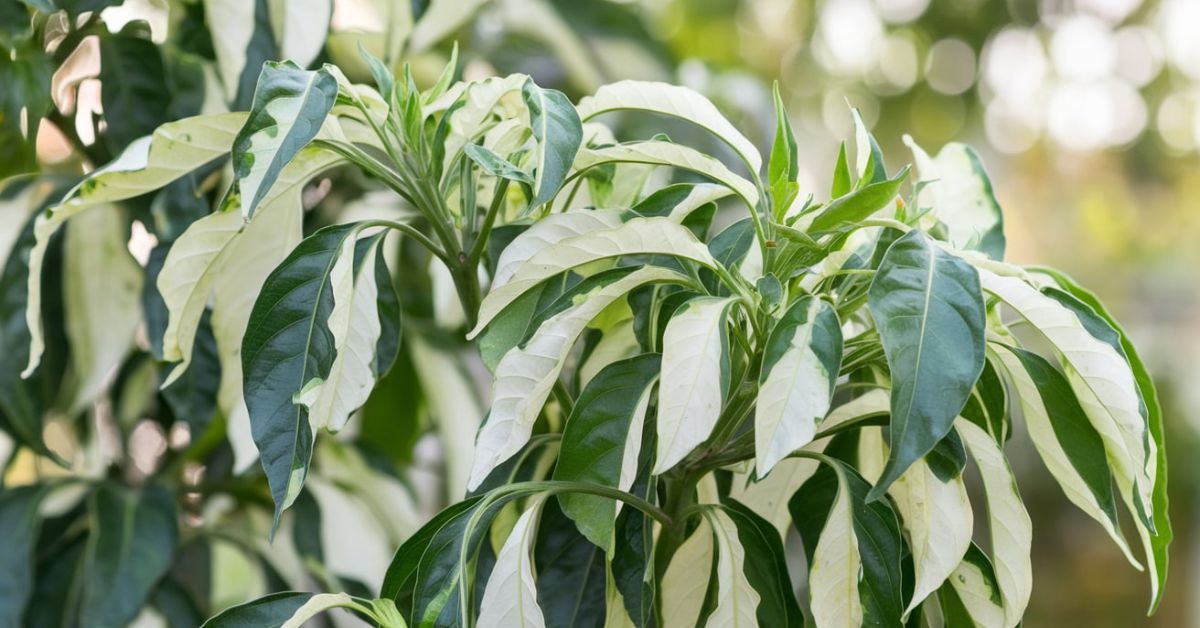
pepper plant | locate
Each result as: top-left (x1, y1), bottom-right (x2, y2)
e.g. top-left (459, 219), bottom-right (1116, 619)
top-left (6, 33), bottom-right (1171, 628)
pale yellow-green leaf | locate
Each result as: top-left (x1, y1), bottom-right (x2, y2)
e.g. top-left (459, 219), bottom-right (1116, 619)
top-left (808, 467), bottom-right (863, 628)
top-left (492, 209), bottom-right (628, 288)
top-left (661, 518), bottom-right (714, 628)
top-left (573, 141), bottom-right (758, 209)
top-left (704, 508), bottom-right (761, 628)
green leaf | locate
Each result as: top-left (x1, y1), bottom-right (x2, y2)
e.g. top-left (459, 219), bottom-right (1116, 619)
top-left (202, 591), bottom-right (370, 627)
top-left (522, 78), bottom-right (583, 208)
top-left (721, 500), bottom-right (804, 627)
top-left (830, 142), bottom-right (851, 199)
top-left (381, 497), bottom-right (481, 608)
top-left (756, 296), bottom-right (842, 476)
top-left (904, 137), bottom-right (1006, 260)
top-left (769, 82), bottom-right (799, 217)
top-left (960, 357), bottom-right (1008, 444)
top-left (0, 485), bottom-right (45, 626)
top-left (225, 60), bottom-right (338, 218)
top-left (533, 500), bottom-right (607, 628)
top-left (867, 230), bottom-right (986, 499)
top-left (1034, 267), bottom-right (1171, 610)
top-left (654, 296), bottom-right (737, 474)
top-left (464, 143), bottom-right (535, 185)
top-left (81, 483), bottom-right (179, 628)
top-left (470, 266), bottom-right (687, 490)
top-left (554, 353), bottom-right (660, 548)
top-left (241, 222), bottom-right (363, 533)
top-left (411, 497), bottom-right (512, 627)
top-left (991, 344), bottom-right (1136, 564)
top-left (806, 165), bottom-right (909, 236)
top-left (851, 107), bottom-right (887, 186)
top-left (98, 29), bottom-right (171, 154)
top-left (0, 42), bottom-right (52, 177)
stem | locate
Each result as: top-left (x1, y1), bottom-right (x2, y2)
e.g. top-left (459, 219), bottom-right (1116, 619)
top-left (467, 178), bottom-right (510, 264)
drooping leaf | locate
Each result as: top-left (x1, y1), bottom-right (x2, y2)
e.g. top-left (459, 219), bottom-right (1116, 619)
top-left (241, 222), bottom-right (365, 532)
top-left (98, 29), bottom-right (172, 154)
top-left (470, 266), bottom-right (688, 490)
top-left (755, 296), bottom-right (842, 476)
top-left (80, 483), bottom-right (179, 628)
top-left (523, 78), bottom-right (583, 208)
top-left (867, 230), bottom-right (986, 499)
top-left (957, 420), bottom-right (1031, 628)
top-left (202, 591), bottom-right (369, 628)
top-left (937, 544), bottom-right (1005, 628)
top-left (478, 498), bottom-right (547, 628)
top-left (0, 485), bottom-right (46, 626)
top-left (224, 61), bottom-right (338, 218)
top-left (203, 0), bottom-right (278, 108)
top-left (904, 137), bottom-right (1006, 260)
top-left (464, 143), bottom-right (535, 185)
top-left (703, 507), bottom-right (762, 628)
top-left (720, 500), bottom-right (804, 627)
top-left (491, 209), bottom-right (630, 290)
top-left (533, 500), bottom-right (607, 628)
top-left (577, 80), bottom-right (762, 175)
top-left (554, 353), bottom-right (660, 548)
top-left (654, 296), bottom-right (737, 474)
top-left (659, 517), bottom-right (714, 628)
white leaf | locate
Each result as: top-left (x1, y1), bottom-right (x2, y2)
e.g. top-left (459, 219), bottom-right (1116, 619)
top-left (470, 217), bottom-right (715, 338)
top-left (958, 420), bottom-right (1032, 628)
top-left (469, 266), bottom-right (688, 490)
top-left (23, 113), bottom-right (248, 376)
top-left (888, 457), bottom-right (973, 617)
top-left (755, 297), bottom-right (840, 476)
top-left (944, 549), bottom-right (1007, 628)
top-left (665, 183), bottom-right (733, 222)
top-left (203, 0), bottom-right (259, 103)
top-left (977, 269), bottom-right (1152, 522)
top-left (303, 237), bottom-right (383, 433)
top-left (820, 388), bottom-right (889, 433)
top-left (577, 81), bottom-right (762, 174)
top-left (478, 499), bottom-right (547, 628)
top-left (573, 141), bottom-right (758, 209)
top-left (281, 592), bottom-right (358, 628)
top-left (661, 518), bottom-right (714, 628)
top-left (808, 467), bottom-right (863, 628)
top-left (62, 204), bottom-right (144, 412)
top-left (271, 0), bottom-right (333, 68)
top-left (492, 209), bottom-right (628, 288)
top-left (904, 136), bottom-right (1005, 259)
top-left (655, 296), bottom-right (737, 474)
top-left (704, 509), bottom-right (761, 628)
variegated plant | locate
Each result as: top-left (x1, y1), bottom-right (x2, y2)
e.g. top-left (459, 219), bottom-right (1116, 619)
top-left (6, 33), bottom-right (1170, 628)
top-left (180, 66), bottom-right (1169, 626)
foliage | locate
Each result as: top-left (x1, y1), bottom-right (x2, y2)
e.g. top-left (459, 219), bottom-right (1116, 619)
top-left (0, 1), bottom-right (1172, 627)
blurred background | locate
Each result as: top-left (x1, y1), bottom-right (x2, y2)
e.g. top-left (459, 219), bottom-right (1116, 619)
top-left (10, 0), bottom-right (1198, 625)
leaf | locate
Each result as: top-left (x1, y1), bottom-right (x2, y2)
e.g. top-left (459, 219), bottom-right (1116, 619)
top-left (577, 80), bottom-right (762, 174)
top-left (806, 166), bottom-right (909, 236)
top-left (768, 82), bottom-right (799, 216)
top-left (991, 344), bottom-right (1136, 563)
top-left (492, 209), bottom-right (630, 289)
top-left (23, 112), bottom-right (248, 376)
top-left (755, 296), bottom-right (842, 476)
top-left (851, 107), bottom-right (887, 186)
top-left (904, 137), bottom-right (1006, 260)
top-left (660, 517), bottom-right (713, 628)
top-left (792, 455), bottom-right (905, 628)
top-left (573, 141), bottom-right (759, 209)
top-left (533, 500), bottom-right (607, 628)
top-left (81, 483), bottom-right (179, 628)
top-left (1034, 267), bottom-right (1170, 610)
top-left (98, 29), bottom-right (172, 154)
top-left (478, 499), bottom-right (547, 628)
top-left (938, 544), bottom-right (1006, 628)
top-left (0, 485), bottom-right (45, 626)
top-left (523, 78), bottom-right (583, 208)
top-left (554, 354), bottom-right (660, 549)
top-left (957, 420), bottom-right (1032, 628)
top-left (298, 235), bottom-right (389, 434)
top-left (470, 217), bottom-right (715, 338)
top-left (225, 61), bottom-right (338, 218)
top-left (887, 457), bottom-right (972, 617)
top-left (632, 183), bottom-right (731, 225)
top-left (654, 296), bottom-right (737, 474)
top-left (272, 0), bottom-right (333, 69)
top-left (381, 498), bottom-right (481, 608)
top-left (241, 222), bottom-right (366, 533)
top-left (830, 142), bottom-right (851, 199)
top-left (202, 591), bottom-right (367, 627)
top-left (720, 501), bottom-right (804, 627)
top-left (470, 266), bottom-right (688, 490)
top-left (465, 143), bottom-right (535, 185)
top-left (62, 203), bottom-right (143, 412)
top-left (703, 508), bottom-right (762, 628)
top-left (204, 0), bottom-right (278, 107)
top-left (867, 230), bottom-right (986, 499)
top-left (409, 336), bottom-right (485, 499)
top-left (410, 497), bottom-right (512, 627)
top-left (976, 269), bottom-right (1154, 532)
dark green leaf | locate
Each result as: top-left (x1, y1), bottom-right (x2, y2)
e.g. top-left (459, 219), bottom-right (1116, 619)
top-left (830, 141), bottom-right (851, 199)
top-left (0, 485), bottom-right (45, 627)
top-left (381, 498), bottom-right (482, 608)
top-left (464, 143), bottom-right (535, 185)
top-left (241, 223), bottom-right (360, 533)
top-left (201, 591), bottom-right (314, 628)
top-left (554, 353), bottom-right (660, 548)
top-left (161, 309), bottom-right (221, 435)
top-left (80, 483), bottom-right (178, 628)
top-left (867, 230), bottom-right (985, 499)
top-left (807, 166), bottom-right (909, 236)
top-left (960, 357), bottom-right (1008, 443)
top-left (721, 499), bottom-right (804, 627)
top-left (534, 500), bottom-right (607, 628)
top-left (98, 29), bottom-right (171, 154)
